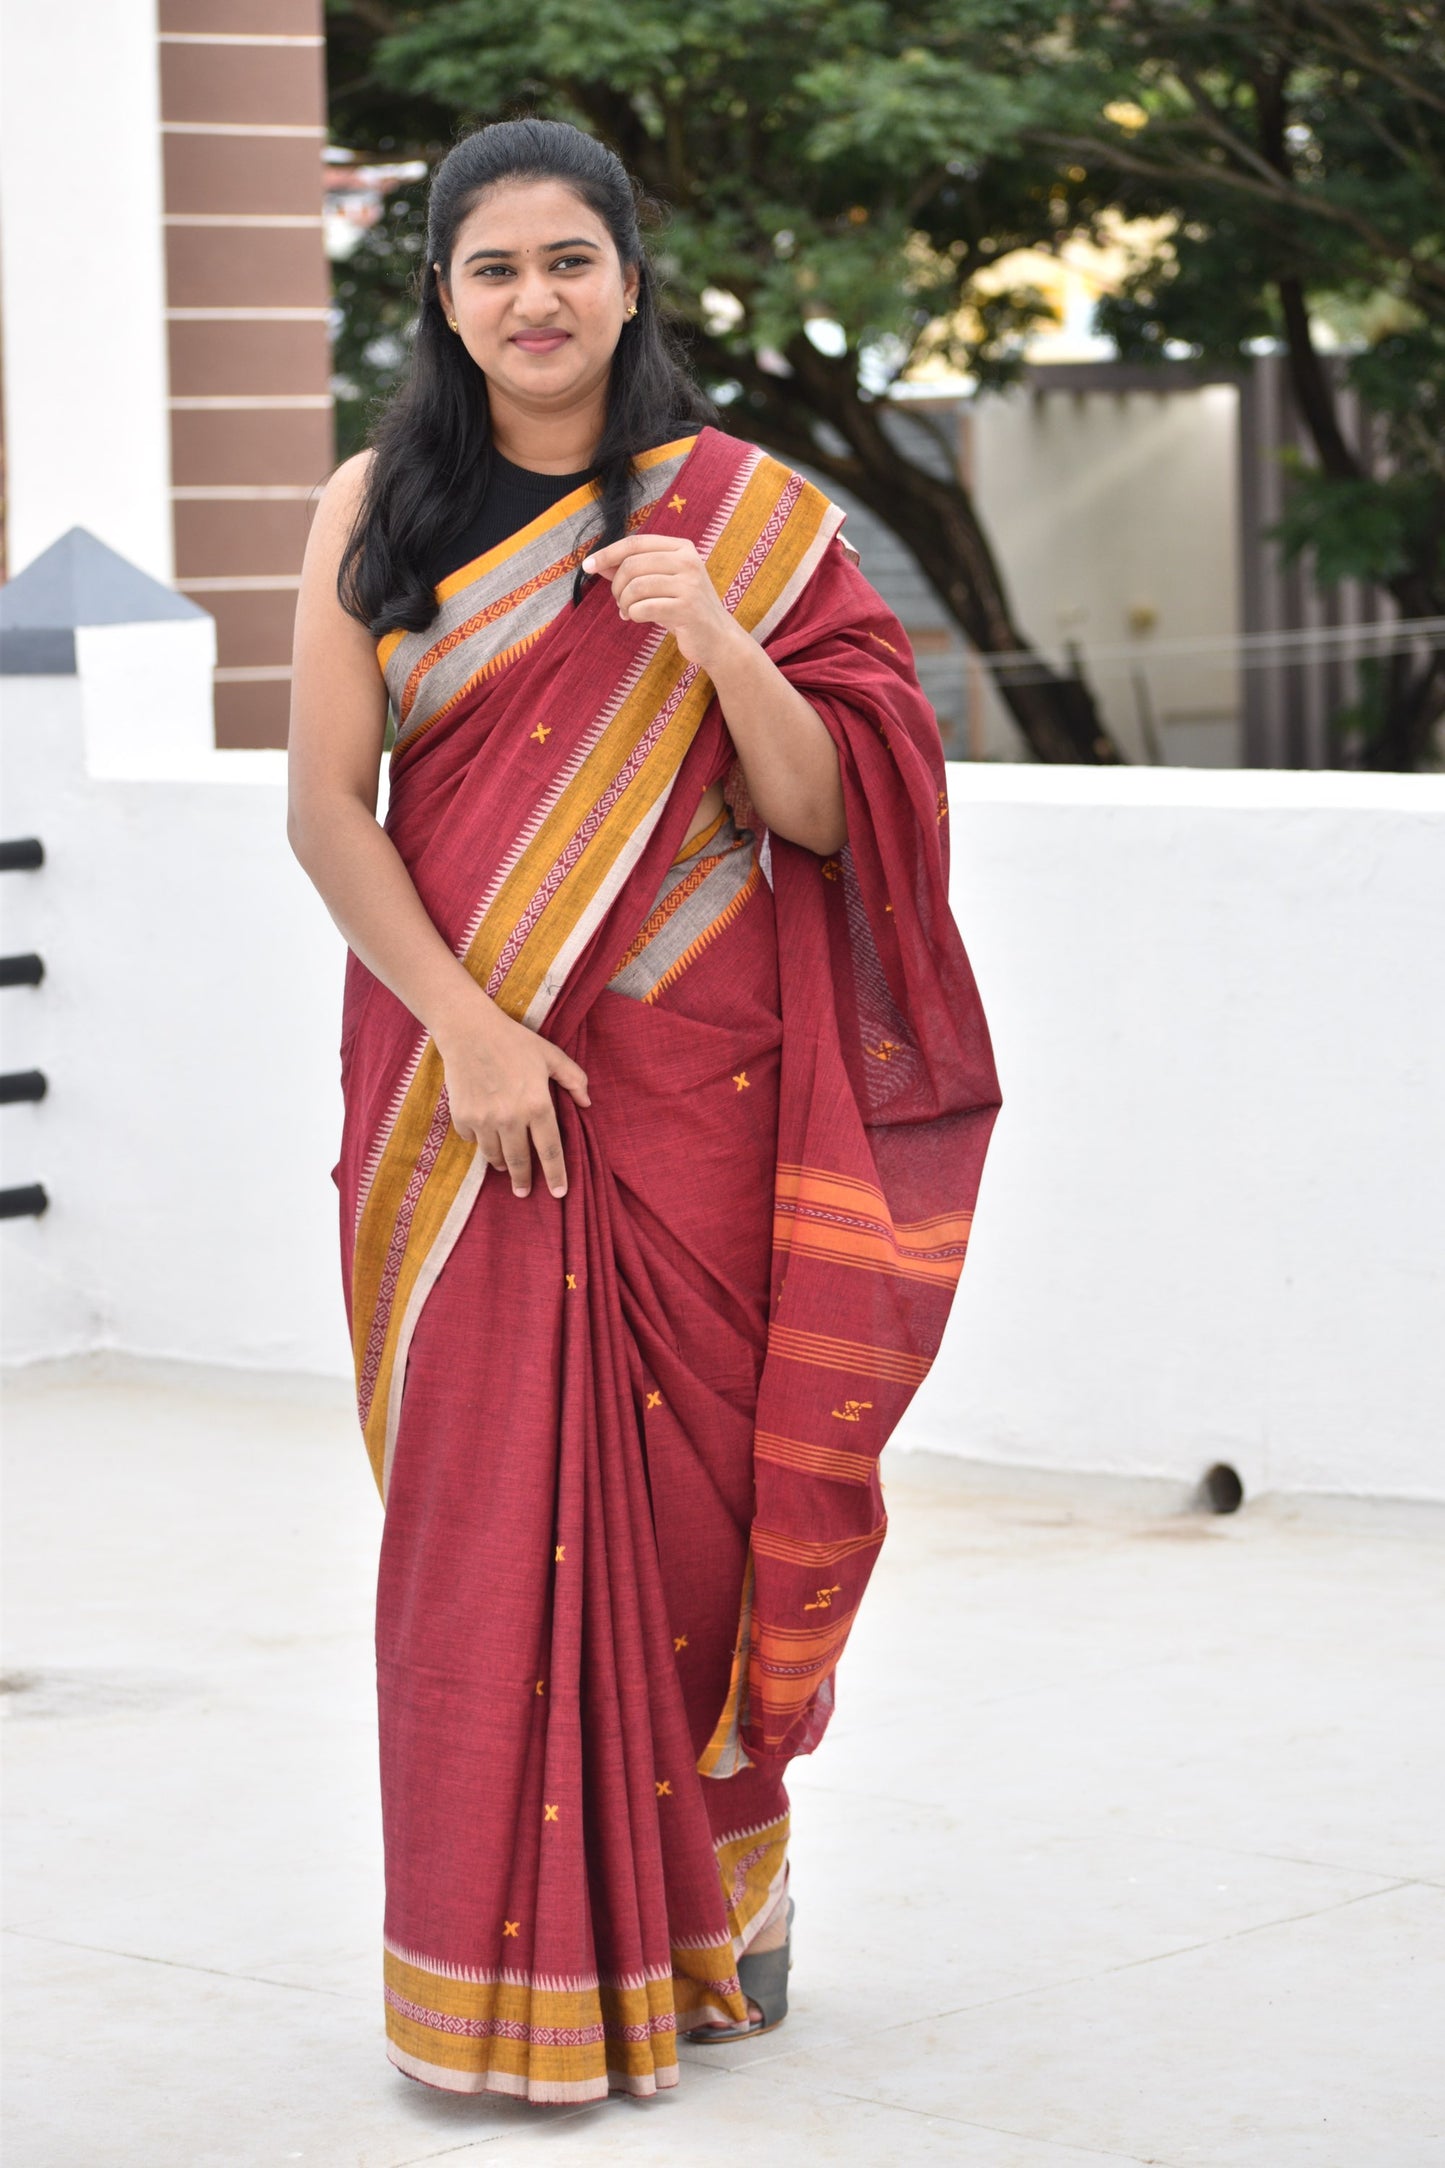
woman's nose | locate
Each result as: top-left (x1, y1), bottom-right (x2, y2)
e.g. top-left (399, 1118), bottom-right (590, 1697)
top-left (512, 271), bottom-right (561, 319)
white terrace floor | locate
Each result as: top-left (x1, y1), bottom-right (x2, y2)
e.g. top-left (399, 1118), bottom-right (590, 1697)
top-left (3, 1365), bottom-right (1442, 2168)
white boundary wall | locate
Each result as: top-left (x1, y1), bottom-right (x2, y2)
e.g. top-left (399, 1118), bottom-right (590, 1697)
top-left (4, 645), bottom-right (1443, 1500)
top-left (918, 765), bottom-right (1445, 1503)
top-left (0, 0), bottom-right (173, 581)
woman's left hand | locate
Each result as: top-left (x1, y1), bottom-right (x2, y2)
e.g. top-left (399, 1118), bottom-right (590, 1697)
top-left (582, 535), bottom-right (740, 675)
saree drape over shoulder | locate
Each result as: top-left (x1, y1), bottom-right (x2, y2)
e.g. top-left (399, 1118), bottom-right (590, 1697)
top-left (337, 425), bottom-right (1000, 2103)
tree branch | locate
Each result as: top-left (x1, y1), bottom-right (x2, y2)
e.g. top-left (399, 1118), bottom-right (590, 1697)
top-left (1275, 0), bottom-right (1445, 119)
top-left (1276, 277), bottom-right (1361, 482)
top-left (1034, 129), bottom-right (1445, 307)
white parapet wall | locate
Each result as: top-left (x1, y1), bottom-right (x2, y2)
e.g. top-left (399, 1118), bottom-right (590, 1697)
top-left (921, 763), bottom-right (1445, 1504)
top-left (3, 606), bottom-right (1443, 1500)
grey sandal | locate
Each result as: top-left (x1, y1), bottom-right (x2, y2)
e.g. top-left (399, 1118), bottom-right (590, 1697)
top-left (684, 1898), bottom-right (793, 2043)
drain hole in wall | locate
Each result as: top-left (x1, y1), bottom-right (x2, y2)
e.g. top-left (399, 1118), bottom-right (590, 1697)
top-left (1201, 1462), bottom-right (1244, 1514)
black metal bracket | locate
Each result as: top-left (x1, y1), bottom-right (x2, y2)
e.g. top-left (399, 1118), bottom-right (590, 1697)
top-left (0, 838), bottom-right (44, 872)
top-left (0, 953), bottom-right (44, 988)
top-left (0, 1070), bottom-right (47, 1105)
top-left (0, 1184), bottom-right (48, 1219)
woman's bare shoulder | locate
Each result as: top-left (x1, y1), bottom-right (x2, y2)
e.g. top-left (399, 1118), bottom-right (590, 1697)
top-left (318, 449), bottom-right (374, 528)
top-left (302, 452), bottom-right (375, 585)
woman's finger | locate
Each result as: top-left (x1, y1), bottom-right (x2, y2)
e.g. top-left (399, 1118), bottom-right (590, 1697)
top-left (547, 1051), bottom-right (591, 1106)
top-left (498, 1119), bottom-right (534, 1197)
top-left (529, 1103), bottom-right (569, 1199)
top-left (615, 576), bottom-right (684, 617)
top-left (583, 535), bottom-right (688, 579)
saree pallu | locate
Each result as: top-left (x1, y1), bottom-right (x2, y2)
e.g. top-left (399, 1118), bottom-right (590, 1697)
top-left (337, 426), bottom-right (1001, 2102)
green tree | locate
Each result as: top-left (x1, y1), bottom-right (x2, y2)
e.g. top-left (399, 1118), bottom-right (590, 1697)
top-left (1051, 1), bottom-right (1445, 770)
top-left (325, 0), bottom-right (1132, 763)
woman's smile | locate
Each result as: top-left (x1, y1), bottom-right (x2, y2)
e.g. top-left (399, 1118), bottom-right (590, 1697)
top-left (510, 329), bottom-right (572, 353)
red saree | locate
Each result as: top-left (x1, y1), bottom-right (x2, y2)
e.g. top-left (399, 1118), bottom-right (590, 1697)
top-left (337, 425), bottom-right (1000, 2101)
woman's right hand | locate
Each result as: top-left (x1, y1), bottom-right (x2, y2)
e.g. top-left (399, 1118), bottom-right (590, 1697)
top-left (436, 997), bottom-right (590, 1200)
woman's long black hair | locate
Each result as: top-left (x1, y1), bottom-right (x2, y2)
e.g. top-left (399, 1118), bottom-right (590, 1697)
top-left (338, 118), bottom-right (716, 635)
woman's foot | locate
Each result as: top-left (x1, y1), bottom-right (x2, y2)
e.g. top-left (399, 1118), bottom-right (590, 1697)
top-left (685, 1890), bottom-right (792, 2038)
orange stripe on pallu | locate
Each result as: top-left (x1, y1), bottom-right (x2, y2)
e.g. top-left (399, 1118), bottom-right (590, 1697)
top-left (640, 863), bottom-right (761, 1006)
top-left (755, 1608), bottom-right (860, 1655)
top-left (773, 1162), bottom-right (973, 1289)
top-left (750, 1520), bottom-right (886, 1568)
top-left (774, 1228), bottom-right (966, 1289)
top-left (752, 1613), bottom-right (859, 1744)
top-left (352, 446), bottom-right (843, 1492)
top-left (776, 1163), bottom-right (975, 1247)
top-left (767, 1323), bottom-right (933, 1387)
top-left (754, 1430), bottom-right (875, 1485)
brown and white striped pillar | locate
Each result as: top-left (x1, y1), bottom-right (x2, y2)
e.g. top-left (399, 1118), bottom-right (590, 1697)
top-left (159, 0), bottom-right (333, 748)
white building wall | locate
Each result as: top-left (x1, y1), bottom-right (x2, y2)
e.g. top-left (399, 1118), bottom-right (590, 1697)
top-left (0, 0), bottom-right (173, 580)
top-left (4, 637), bottom-right (1442, 1502)
top-left (969, 384), bottom-right (1241, 764)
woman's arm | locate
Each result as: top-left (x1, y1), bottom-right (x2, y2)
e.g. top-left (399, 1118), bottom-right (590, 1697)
top-left (287, 458), bottom-right (589, 1198)
top-left (582, 534), bottom-right (847, 856)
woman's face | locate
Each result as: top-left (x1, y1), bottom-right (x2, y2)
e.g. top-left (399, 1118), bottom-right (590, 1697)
top-left (438, 179), bottom-right (640, 418)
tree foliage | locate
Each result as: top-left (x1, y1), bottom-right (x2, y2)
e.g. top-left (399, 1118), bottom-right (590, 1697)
top-left (325, 0), bottom-right (1445, 767)
top-left (1056, 0), bottom-right (1445, 766)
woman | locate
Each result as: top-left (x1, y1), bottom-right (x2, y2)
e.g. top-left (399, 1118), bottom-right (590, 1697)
top-left (288, 117), bottom-right (999, 2106)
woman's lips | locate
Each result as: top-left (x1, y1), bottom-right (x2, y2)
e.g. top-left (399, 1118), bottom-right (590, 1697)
top-left (511, 331), bottom-right (571, 352)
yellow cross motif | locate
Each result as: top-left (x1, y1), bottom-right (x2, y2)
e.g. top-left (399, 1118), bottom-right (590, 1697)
top-left (535, 1678), bottom-right (545, 1695)
top-left (884, 901), bottom-right (894, 913)
top-left (804, 1584), bottom-right (842, 1611)
top-left (669, 493), bottom-right (687, 513)
top-left (655, 1778), bottom-right (673, 1797)
top-left (673, 1633), bottom-right (688, 1652)
top-left (937, 790), bottom-right (949, 822)
top-left (554, 1543), bottom-right (566, 1563)
top-left (832, 1399), bottom-right (873, 1422)
top-left (565, 1272), bottom-right (577, 1290)
top-left (503, 1919), bottom-right (519, 1937)
top-left (544, 1803), bottom-right (559, 1822)
top-left (531, 722), bottom-right (551, 744)
top-left (865, 1040), bottom-right (898, 1062)
top-left (733, 1071), bottom-right (750, 1091)
top-left (821, 858), bottom-right (840, 881)
top-left (645, 1389), bottom-right (662, 1411)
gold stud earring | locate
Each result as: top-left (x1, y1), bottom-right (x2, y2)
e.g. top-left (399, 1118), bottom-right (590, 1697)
top-left (448, 317), bottom-right (460, 332)
top-left (625, 304), bottom-right (638, 319)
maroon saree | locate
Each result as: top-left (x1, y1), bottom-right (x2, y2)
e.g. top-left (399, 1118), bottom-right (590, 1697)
top-left (336, 425), bottom-right (1000, 2100)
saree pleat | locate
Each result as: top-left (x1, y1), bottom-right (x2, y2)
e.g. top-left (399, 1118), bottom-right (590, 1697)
top-left (340, 425), bottom-right (1000, 2100)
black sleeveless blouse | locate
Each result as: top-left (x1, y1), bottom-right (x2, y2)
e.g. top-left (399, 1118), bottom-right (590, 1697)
top-left (426, 450), bottom-right (600, 589)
